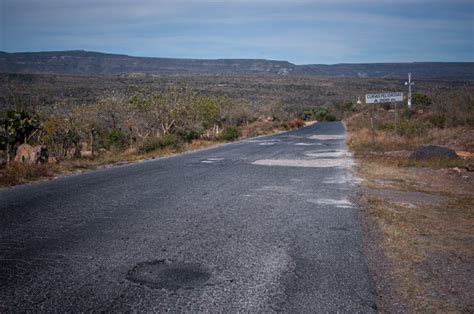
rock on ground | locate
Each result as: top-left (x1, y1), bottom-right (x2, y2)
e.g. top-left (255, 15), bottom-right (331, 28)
top-left (14, 144), bottom-right (49, 164)
top-left (409, 145), bottom-right (460, 160)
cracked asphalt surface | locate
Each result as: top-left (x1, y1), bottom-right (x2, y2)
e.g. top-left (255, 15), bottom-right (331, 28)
top-left (0, 122), bottom-right (376, 312)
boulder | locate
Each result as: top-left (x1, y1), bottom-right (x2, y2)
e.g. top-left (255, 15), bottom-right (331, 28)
top-left (48, 156), bottom-right (58, 164)
top-left (456, 151), bottom-right (472, 159)
top-left (409, 145), bottom-right (460, 161)
top-left (257, 115), bottom-right (274, 122)
top-left (14, 144), bottom-right (49, 165)
top-left (80, 150), bottom-right (93, 158)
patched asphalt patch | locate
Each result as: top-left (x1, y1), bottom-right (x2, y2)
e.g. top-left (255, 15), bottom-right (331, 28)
top-left (127, 260), bottom-right (211, 290)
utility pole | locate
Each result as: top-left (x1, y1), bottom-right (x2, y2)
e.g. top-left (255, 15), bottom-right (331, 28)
top-left (405, 73), bottom-right (414, 108)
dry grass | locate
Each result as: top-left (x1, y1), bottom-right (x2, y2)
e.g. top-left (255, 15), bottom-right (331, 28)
top-left (239, 119), bottom-right (304, 138)
top-left (0, 162), bottom-right (51, 186)
top-left (360, 163), bottom-right (474, 312)
top-left (0, 139), bottom-right (218, 188)
top-left (348, 109), bottom-right (474, 312)
top-left (239, 121), bottom-right (286, 138)
top-left (348, 127), bottom-right (474, 155)
top-left (0, 122), bottom-right (303, 188)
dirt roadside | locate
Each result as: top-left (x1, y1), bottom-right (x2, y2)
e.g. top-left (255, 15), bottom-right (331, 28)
top-left (354, 157), bottom-right (473, 312)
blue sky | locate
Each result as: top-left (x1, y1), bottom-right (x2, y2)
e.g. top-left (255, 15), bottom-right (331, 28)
top-left (1, 0), bottom-right (473, 64)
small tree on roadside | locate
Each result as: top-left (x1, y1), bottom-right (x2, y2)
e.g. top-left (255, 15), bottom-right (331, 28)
top-left (0, 109), bottom-right (40, 167)
top-left (412, 93), bottom-right (432, 107)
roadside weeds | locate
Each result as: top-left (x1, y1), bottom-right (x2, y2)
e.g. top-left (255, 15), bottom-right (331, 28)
top-left (347, 124), bottom-right (474, 312)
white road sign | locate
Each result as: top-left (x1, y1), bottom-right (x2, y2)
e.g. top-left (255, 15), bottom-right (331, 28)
top-left (365, 92), bottom-right (403, 104)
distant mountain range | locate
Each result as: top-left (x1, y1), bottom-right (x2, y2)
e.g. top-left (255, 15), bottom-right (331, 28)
top-left (1, 50), bottom-right (473, 80)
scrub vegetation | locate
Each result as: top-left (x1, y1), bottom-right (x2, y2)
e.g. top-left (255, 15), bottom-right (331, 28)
top-left (1, 72), bottom-right (473, 187)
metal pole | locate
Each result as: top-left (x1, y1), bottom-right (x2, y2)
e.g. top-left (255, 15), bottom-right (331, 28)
top-left (408, 73), bottom-right (412, 107)
top-left (370, 104), bottom-right (375, 145)
top-left (394, 102), bottom-right (398, 135)
top-left (405, 73), bottom-right (414, 108)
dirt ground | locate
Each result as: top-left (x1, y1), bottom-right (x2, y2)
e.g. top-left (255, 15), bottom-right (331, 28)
top-left (355, 161), bottom-right (474, 312)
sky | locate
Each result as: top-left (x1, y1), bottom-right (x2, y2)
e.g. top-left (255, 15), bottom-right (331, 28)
top-left (0, 0), bottom-right (473, 64)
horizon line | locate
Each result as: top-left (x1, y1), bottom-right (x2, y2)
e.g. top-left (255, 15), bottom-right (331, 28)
top-left (1, 49), bottom-right (473, 66)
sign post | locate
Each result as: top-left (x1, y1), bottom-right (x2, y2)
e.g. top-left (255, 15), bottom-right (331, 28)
top-left (394, 102), bottom-right (398, 135)
top-left (365, 92), bottom-right (404, 143)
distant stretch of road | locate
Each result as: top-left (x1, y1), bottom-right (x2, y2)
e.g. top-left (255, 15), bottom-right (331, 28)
top-left (0, 122), bottom-right (376, 312)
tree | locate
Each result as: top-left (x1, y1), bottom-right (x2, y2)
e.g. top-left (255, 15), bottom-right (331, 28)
top-left (130, 88), bottom-right (195, 138)
top-left (0, 110), bottom-right (40, 167)
top-left (333, 101), bottom-right (353, 120)
top-left (39, 102), bottom-right (83, 158)
top-left (192, 97), bottom-right (220, 130)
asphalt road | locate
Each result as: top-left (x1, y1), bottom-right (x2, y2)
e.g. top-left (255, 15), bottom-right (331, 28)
top-left (0, 122), bottom-right (376, 312)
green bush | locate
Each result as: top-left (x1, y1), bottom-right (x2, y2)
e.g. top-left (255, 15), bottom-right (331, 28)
top-left (160, 133), bottom-right (179, 147)
top-left (313, 107), bottom-right (329, 120)
top-left (220, 126), bottom-right (240, 141)
top-left (139, 134), bottom-right (179, 152)
top-left (325, 114), bottom-right (337, 122)
top-left (412, 93), bottom-right (432, 107)
top-left (107, 129), bottom-right (126, 149)
top-left (302, 110), bottom-right (314, 121)
top-left (179, 129), bottom-right (203, 142)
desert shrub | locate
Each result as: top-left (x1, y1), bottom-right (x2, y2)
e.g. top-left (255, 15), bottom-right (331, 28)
top-left (376, 115), bottom-right (434, 134)
top-left (302, 110), bottom-right (314, 121)
top-left (178, 129), bottom-right (203, 142)
top-left (159, 133), bottom-right (179, 147)
top-left (107, 129), bottom-right (126, 149)
top-left (1, 162), bottom-right (50, 186)
top-left (412, 93), bottom-right (432, 107)
top-left (220, 126), bottom-right (240, 141)
top-left (376, 122), bottom-right (395, 131)
top-left (397, 118), bottom-right (430, 137)
top-left (429, 114), bottom-right (446, 129)
top-left (288, 118), bottom-right (305, 129)
top-left (139, 134), bottom-right (179, 152)
top-left (312, 107), bottom-right (329, 120)
top-left (325, 114), bottom-right (337, 122)
top-left (0, 110), bottom-right (40, 159)
top-left (139, 137), bottom-right (160, 152)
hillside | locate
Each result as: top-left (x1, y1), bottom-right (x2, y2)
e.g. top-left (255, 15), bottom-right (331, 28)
top-left (0, 50), bottom-right (473, 80)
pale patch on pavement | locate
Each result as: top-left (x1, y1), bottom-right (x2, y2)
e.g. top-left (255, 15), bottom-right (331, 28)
top-left (306, 198), bottom-right (354, 208)
top-left (323, 173), bottom-right (362, 185)
top-left (308, 134), bottom-right (345, 140)
top-left (294, 143), bottom-right (322, 146)
top-left (244, 139), bottom-right (280, 143)
top-left (259, 142), bottom-right (276, 146)
top-left (202, 158), bottom-right (224, 163)
top-left (256, 185), bottom-right (297, 194)
top-left (304, 150), bottom-right (351, 158)
top-left (252, 158), bottom-right (353, 168)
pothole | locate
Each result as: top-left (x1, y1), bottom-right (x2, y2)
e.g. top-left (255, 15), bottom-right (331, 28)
top-left (127, 260), bottom-right (211, 290)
